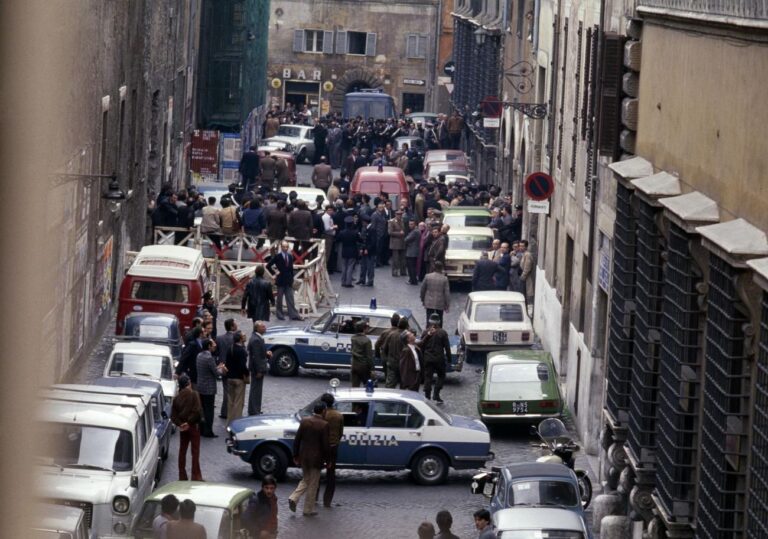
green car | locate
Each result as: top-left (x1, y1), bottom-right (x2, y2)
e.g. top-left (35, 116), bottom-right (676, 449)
top-left (132, 482), bottom-right (254, 538)
top-left (442, 207), bottom-right (492, 228)
top-left (478, 350), bottom-right (563, 424)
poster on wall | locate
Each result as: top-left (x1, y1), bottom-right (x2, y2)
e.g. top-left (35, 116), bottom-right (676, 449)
top-left (95, 236), bottom-right (114, 316)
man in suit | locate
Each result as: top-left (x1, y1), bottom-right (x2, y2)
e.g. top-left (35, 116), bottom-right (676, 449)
top-left (286, 200), bottom-right (314, 255)
top-left (472, 251), bottom-right (499, 292)
top-left (265, 200), bottom-right (288, 241)
top-left (404, 219), bottom-right (421, 285)
top-left (239, 145), bottom-right (261, 190)
top-left (175, 327), bottom-right (203, 386)
top-left (311, 156), bottom-right (334, 190)
top-left (420, 314), bottom-right (452, 403)
top-left (426, 226), bottom-right (448, 273)
top-left (399, 331), bottom-right (422, 391)
top-left (288, 402), bottom-right (330, 517)
top-left (266, 240), bottom-right (303, 320)
top-left (247, 321), bottom-right (272, 416)
top-left (195, 338), bottom-right (221, 438)
top-left (350, 321), bottom-right (374, 387)
top-left (519, 239), bottom-right (535, 304)
top-left (420, 261), bottom-right (451, 328)
top-left (215, 319), bottom-right (237, 419)
top-left (388, 209), bottom-right (406, 277)
top-left (241, 265), bottom-right (274, 322)
top-left (259, 152), bottom-right (277, 193)
top-left (356, 216), bottom-right (377, 287)
top-left (171, 375), bottom-right (203, 481)
top-left (336, 217), bottom-right (360, 287)
top-left (319, 393), bottom-right (344, 507)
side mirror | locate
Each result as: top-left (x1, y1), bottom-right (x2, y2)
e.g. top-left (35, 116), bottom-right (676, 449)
top-left (427, 419), bottom-right (439, 426)
top-left (130, 474), bottom-right (139, 489)
top-left (529, 425), bottom-right (538, 436)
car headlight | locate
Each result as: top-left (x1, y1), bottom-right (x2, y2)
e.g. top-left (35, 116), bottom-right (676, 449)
top-left (113, 495), bottom-right (130, 514)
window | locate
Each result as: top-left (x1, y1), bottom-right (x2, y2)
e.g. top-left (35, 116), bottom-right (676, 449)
top-left (344, 31), bottom-right (376, 56)
top-left (508, 480), bottom-right (580, 507)
top-left (402, 93), bottom-right (425, 114)
top-left (336, 401), bottom-right (370, 427)
top-left (40, 423), bottom-right (134, 471)
top-left (372, 401), bottom-right (424, 429)
top-left (490, 362), bottom-right (547, 383)
top-left (130, 281), bottom-right (189, 303)
top-left (406, 34), bottom-right (428, 59)
top-left (447, 234), bottom-right (493, 250)
top-left (474, 303), bottom-right (524, 323)
top-left (294, 29), bottom-right (334, 54)
top-left (304, 30), bottom-right (324, 53)
top-left (108, 353), bottom-right (173, 380)
top-left (136, 417), bottom-right (147, 455)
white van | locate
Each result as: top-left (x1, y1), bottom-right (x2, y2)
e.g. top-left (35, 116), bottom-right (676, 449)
top-left (104, 341), bottom-right (177, 405)
top-left (36, 384), bottom-right (161, 538)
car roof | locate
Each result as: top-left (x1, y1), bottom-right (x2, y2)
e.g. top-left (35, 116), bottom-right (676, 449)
top-left (499, 462), bottom-right (577, 481)
top-left (332, 305), bottom-right (413, 318)
top-left (354, 166), bottom-right (406, 180)
top-left (487, 350), bottom-right (552, 365)
top-left (277, 124), bottom-right (310, 129)
top-left (124, 312), bottom-right (179, 325)
top-left (33, 504), bottom-right (83, 531)
top-left (112, 341), bottom-right (173, 355)
top-left (493, 506), bottom-right (585, 531)
top-left (39, 395), bottom-right (142, 430)
top-left (330, 387), bottom-right (430, 402)
top-left (127, 245), bottom-right (204, 280)
top-left (443, 207), bottom-right (490, 215)
top-left (447, 225), bottom-right (495, 236)
top-left (91, 377), bottom-right (164, 396)
top-left (145, 481), bottom-right (253, 508)
top-left (469, 291), bottom-right (527, 302)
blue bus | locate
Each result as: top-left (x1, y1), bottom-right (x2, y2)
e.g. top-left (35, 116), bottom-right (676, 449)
top-left (343, 90), bottom-right (396, 120)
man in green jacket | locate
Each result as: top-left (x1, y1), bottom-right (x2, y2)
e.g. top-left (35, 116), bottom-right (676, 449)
top-left (350, 320), bottom-right (374, 387)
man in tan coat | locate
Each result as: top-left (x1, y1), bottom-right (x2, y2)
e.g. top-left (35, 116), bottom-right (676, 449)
top-left (311, 156), bottom-right (333, 190)
top-left (388, 210), bottom-right (406, 276)
top-left (420, 261), bottom-right (451, 328)
top-left (519, 240), bottom-right (535, 304)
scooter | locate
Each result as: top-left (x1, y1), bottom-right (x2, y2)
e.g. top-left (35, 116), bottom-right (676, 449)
top-left (532, 418), bottom-right (593, 509)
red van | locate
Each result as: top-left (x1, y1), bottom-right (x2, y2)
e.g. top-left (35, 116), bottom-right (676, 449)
top-left (351, 166), bottom-right (410, 207)
top-left (116, 245), bottom-right (210, 335)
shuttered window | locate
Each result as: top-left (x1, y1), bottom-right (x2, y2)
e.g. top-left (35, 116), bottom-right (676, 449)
top-left (597, 32), bottom-right (626, 156)
top-left (335, 31), bottom-right (348, 54)
top-left (406, 34), bottom-right (429, 59)
top-left (322, 30), bottom-right (334, 54)
top-left (347, 31), bottom-right (376, 56)
top-left (293, 30), bottom-right (334, 54)
top-left (556, 17), bottom-right (569, 170)
top-left (292, 29), bottom-right (304, 53)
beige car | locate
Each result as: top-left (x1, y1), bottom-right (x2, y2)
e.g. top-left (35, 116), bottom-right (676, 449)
top-left (443, 226), bottom-right (494, 281)
top-left (457, 291), bottom-right (534, 362)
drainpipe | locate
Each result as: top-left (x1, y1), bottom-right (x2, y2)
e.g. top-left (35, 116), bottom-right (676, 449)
top-left (431, 0), bottom-right (443, 112)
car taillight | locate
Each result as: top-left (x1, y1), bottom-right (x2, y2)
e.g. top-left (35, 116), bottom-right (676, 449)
top-left (469, 332), bottom-right (478, 342)
top-left (481, 401), bottom-right (501, 409)
top-left (540, 400), bottom-right (557, 408)
top-left (522, 331), bottom-right (530, 341)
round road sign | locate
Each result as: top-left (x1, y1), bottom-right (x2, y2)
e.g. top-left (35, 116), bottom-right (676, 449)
top-left (444, 61), bottom-right (456, 77)
top-left (525, 172), bottom-right (555, 201)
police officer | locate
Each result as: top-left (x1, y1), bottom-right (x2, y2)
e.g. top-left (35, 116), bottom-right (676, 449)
top-left (420, 313), bottom-right (452, 403)
top-left (350, 320), bottom-right (374, 387)
top-left (381, 316), bottom-right (410, 388)
top-left (374, 313), bottom-right (401, 383)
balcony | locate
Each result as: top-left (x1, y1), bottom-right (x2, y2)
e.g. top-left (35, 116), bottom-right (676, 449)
top-left (638, 0), bottom-right (768, 23)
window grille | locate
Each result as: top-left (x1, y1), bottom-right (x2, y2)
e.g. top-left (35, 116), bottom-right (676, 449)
top-left (746, 292), bottom-right (768, 538)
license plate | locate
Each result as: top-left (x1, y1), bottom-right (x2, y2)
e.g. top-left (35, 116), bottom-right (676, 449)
top-left (463, 267), bottom-right (474, 274)
top-left (512, 401), bottom-right (528, 414)
top-left (493, 331), bottom-right (507, 343)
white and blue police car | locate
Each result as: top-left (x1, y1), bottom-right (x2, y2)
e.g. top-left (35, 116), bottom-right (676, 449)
top-left (264, 304), bottom-right (460, 377)
top-left (226, 387), bottom-right (493, 485)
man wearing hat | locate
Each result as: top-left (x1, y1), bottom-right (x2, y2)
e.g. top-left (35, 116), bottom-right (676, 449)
top-left (388, 209), bottom-right (406, 277)
top-left (350, 320), bottom-right (374, 387)
top-left (420, 313), bottom-right (452, 403)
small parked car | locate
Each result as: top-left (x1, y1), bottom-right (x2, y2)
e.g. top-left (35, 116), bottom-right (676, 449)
top-left (405, 112), bottom-right (438, 127)
top-left (104, 341), bottom-right (177, 404)
top-left (227, 388), bottom-right (494, 485)
top-left (120, 312), bottom-right (183, 361)
top-left (457, 291), bottom-right (533, 362)
top-left (424, 160), bottom-right (469, 180)
top-left (477, 350), bottom-right (562, 423)
top-left (394, 136), bottom-right (426, 153)
top-left (442, 207), bottom-right (492, 228)
top-left (133, 482), bottom-right (255, 539)
top-left (91, 377), bottom-right (173, 463)
top-left (262, 304), bottom-right (459, 377)
top-left (423, 149), bottom-right (468, 168)
top-left (278, 185), bottom-right (327, 210)
top-left (31, 504), bottom-right (88, 539)
top-left (493, 506), bottom-right (591, 538)
top-left (263, 123), bottom-right (315, 164)
top-left (470, 463), bottom-right (586, 522)
top-left (443, 226), bottom-right (494, 282)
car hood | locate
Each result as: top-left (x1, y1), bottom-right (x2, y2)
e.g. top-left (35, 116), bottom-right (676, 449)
top-left (36, 468), bottom-right (120, 504)
top-left (446, 249), bottom-right (484, 261)
top-left (228, 413), bottom-right (299, 435)
top-left (265, 136), bottom-right (303, 145)
top-left (449, 413), bottom-right (489, 433)
top-left (264, 326), bottom-right (311, 340)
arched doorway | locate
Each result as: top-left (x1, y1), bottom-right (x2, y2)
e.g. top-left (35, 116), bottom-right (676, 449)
top-left (330, 68), bottom-right (385, 112)
top-left (346, 81), bottom-right (371, 94)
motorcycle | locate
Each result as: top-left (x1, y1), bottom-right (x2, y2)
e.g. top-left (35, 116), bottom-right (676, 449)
top-left (532, 418), bottom-right (593, 509)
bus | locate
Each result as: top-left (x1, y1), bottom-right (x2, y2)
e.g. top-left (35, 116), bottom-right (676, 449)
top-left (343, 90), bottom-right (396, 120)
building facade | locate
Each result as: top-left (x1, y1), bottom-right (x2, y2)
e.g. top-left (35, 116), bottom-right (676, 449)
top-left (44, 0), bottom-right (202, 384)
top-left (265, 0), bottom-right (440, 115)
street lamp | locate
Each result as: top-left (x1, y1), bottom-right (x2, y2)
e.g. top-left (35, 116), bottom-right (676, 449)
top-left (474, 27), bottom-right (488, 46)
top-left (54, 172), bottom-right (126, 200)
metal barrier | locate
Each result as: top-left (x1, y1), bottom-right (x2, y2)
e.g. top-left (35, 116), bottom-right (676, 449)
top-left (149, 226), bottom-right (335, 314)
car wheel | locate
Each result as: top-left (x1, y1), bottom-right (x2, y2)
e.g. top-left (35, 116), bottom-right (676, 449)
top-left (410, 450), bottom-right (449, 486)
top-left (298, 147), bottom-right (307, 164)
top-left (251, 444), bottom-right (288, 480)
top-left (270, 348), bottom-right (299, 376)
top-left (576, 470), bottom-right (593, 509)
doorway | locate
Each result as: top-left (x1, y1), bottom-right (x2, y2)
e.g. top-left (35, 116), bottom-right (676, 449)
top-left (284, 81), bottom-right (320, 110)
top-left (402, 92), bottom-right (425, 114)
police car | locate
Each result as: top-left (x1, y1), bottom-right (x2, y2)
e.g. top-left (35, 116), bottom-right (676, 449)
top-left (226, 387), bottom-right (493, 485)
top-left (265, 304), bottom-right (461, 377)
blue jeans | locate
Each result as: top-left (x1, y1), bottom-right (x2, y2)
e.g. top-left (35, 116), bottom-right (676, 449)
top-left (358, 255), bottom-right (375, 284)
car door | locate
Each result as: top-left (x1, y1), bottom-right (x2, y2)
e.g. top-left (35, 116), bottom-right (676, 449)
top-left (366, 401), bottom-right (425, 466)
top-left (490, 474), bottom-right (507, 514)
top-left (335, 400), bottom-right (370, 466)
top-left (308, 313), bottom-right (345, 366)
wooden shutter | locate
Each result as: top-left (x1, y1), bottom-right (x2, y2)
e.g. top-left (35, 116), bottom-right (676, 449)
top-left (597, 32), bottom-right (626, 156)
top-left (366, 33), bottom-right (377, 56)
top-left (581, 27), bottom-right (593, 140)
top-left (418, 35), bottom-right (428, 59)
top-left (292, 29), bottom-right (304, 53)
top-left (335, 30), bottom-right (348, 54)
top-left (406, 34), bottom-right (417, 58)
top-left (323, 30), bottom-right (334, 54)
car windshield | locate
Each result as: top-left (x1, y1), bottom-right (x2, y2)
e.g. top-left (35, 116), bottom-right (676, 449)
top-left (109, 353), bottom-right (173, 380)
top-left (135, 501), bottom-right (229, 538)
top-left (491, 363), bottom-right (545, 383)
top-left (277, 125), bottom-right (303, 138)
top-left (311, 311), bottom-right (332, 331)
top-left (499, 532), bottom-right (584, 539)
top-left (444, 214), bottom-right (491, 228)
top-left (448, 235), bottom-right (492, 250)
top-left (38, 422), bottom-right (133, 471)
top-left (31, 531), bottom-right (72, 539)
top-left (508, 479), bottom-right (580, 507)
top-left (475, 303), bottom-right (524, 322)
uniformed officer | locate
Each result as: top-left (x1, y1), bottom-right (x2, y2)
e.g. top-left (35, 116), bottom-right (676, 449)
top-left (382, 316), bottom-right (410, 388)
top-left (420, 313), bottom-right (452, 403)
top-left (375, 313), bottom-right (401, 383)
top-left (350, 320), bottom-right (374, 387)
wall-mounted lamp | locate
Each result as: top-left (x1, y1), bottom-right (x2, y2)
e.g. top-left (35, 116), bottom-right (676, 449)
top-left (54, 172), bottom-right (126, 201)
top-left (474, 27), bottom-right (488, 46)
